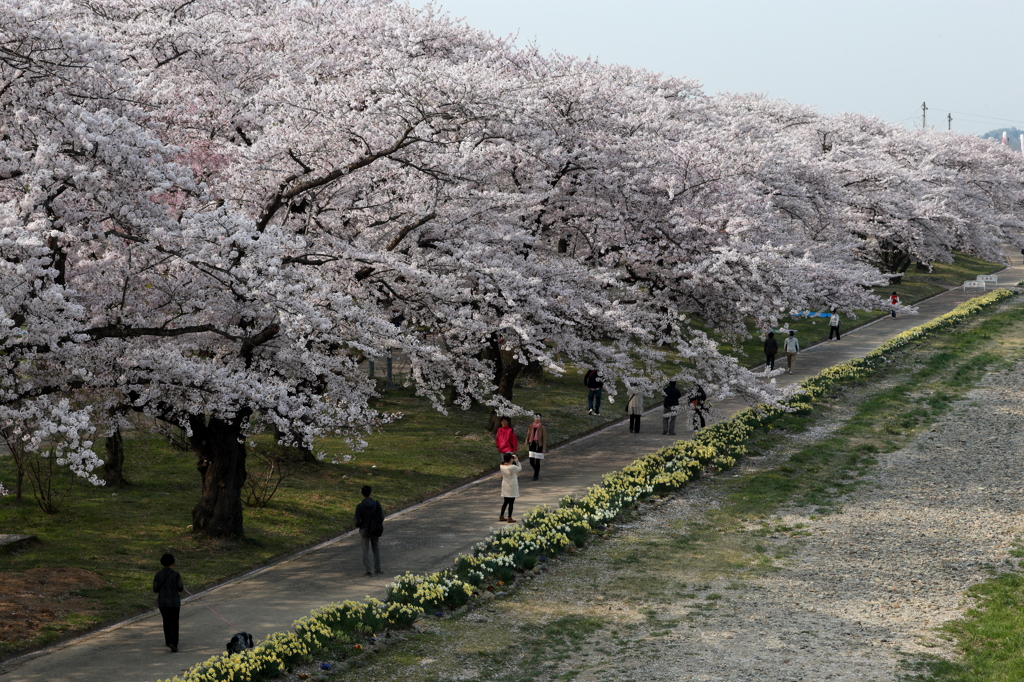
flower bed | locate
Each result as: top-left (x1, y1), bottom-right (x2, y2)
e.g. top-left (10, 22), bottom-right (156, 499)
top-left (161, 288), bottom-right (1013, 682)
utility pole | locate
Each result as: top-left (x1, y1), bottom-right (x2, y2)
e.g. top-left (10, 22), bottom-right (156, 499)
top-left (921, 101), bottom-right (928, 129)
top-left (947, 112), bottom-right (952, 131)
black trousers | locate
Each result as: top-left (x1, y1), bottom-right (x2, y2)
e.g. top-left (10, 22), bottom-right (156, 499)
top-left (159, 606), bottom-right (180, 648)
top-left (529, 456), bottom-right (541, 479)
top-left (766, 353), bottom-right (775, 370)
top-left (628, 414), bottom-right (641, 432)
top-left (829, 325), bottom-right (841, 340)
top-left (500, 497), bottom-right (516, 517)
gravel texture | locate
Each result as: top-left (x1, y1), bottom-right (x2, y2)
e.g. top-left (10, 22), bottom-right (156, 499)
top-left (551, 365), bottom-right (1024, 681)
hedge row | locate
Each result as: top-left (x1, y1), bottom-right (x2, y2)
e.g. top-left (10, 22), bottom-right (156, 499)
top-left (161, 288), bottom-right (1013, 682)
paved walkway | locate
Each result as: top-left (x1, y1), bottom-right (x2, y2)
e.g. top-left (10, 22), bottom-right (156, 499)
top-left (3, 254), bottom-right (1021, 682)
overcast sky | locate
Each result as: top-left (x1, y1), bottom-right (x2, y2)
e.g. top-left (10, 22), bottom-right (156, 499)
top-left (408, 0), bottom-right (1022, 136)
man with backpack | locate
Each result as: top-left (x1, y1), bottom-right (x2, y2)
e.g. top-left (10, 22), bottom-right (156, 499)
top-left (662, 380), bottom-right (682, 435)
top-left (354, 485), bottom-right (384, 576)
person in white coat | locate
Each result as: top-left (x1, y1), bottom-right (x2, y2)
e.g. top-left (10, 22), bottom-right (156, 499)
top-left (626, 385), bottom-right (644, 433)
top-left (828, 310), bottom-right (841, 341)
top-left (499, 452), bottom-right (521, 523)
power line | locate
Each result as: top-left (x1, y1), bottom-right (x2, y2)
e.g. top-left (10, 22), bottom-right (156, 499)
top-left (930, 107), bottom-right (1024, 126)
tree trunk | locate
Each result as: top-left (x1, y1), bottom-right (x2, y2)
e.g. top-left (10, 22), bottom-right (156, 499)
top-left (487, 346), bottom-right (525, 432)
top-left (103, 427), bottom-right (127, 486)
top-left (188, 414), bottom-right (248, 538)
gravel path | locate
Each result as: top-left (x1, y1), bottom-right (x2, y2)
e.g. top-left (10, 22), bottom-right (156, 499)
top-left (562, 365), bottom-right (1024, 681)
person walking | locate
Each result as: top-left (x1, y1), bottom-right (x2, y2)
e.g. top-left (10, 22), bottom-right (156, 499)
top-left (584, 369), bottom-right (604, 415)
top-left (783, 330), bottom-right (800, 374)
top-left (495, 416), bottom-right (518, 462)
top-left (499, 452), bottom-right (522, 523)
top-left (662, 380), bottom-right (682, 435)
top-left (689, 384), bottom-right (708, 432)
top-left (354, 485), bottom-right (384, 576)
top-left (626, 384), bottom-right (644, 433)
top-left (889, 292), bottom-right (900, 318)
top-left (526, 414), bottom-right (547, 480)
top-left (153, 553), bottom-right (184, 653)
top-left (828, 310), bottom-right (841, 341)
top-left (763, 332), bottom-right (778, 369)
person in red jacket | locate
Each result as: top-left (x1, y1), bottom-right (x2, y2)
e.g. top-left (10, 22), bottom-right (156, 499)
top-left (495, 417), bottom-right (518, 462)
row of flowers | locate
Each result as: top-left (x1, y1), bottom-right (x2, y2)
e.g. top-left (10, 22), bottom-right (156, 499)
top-left (160, 288), bottom-right (1012, 682)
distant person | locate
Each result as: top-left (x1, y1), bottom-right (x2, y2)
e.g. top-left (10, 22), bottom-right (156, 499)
top-left (662, 380), bottom-right (682, 435)
top-left (889, 292), bottom-right (900, 319)
top-left (495, 416), bottom-right (518, 462)
top-left (584, 368), bottom-right (604, 415)
top-left (783, 330), bottom-right (800, 375)
top-left (763, 332), bottom-right (778, 370)
top-left (829, 310), bottom-right (841, 341)
top-left (626, 384), bottom-right (644, 433)
top-left (354, 485), bottom-right (384, 576)
top-left (689, 384), bottom-right (708, 432)
top-left (153, 553), bottom-right (184, 653)
top-left (526, 414), bottom-right (547, 480)
top-left (499, 452), bottom-right (522, 523)
top-left (1020, 247), bottom-right (1023, 264)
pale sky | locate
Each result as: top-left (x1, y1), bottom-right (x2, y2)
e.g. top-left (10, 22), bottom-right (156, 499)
top-left (409, 0), bottom-right (1023, 136)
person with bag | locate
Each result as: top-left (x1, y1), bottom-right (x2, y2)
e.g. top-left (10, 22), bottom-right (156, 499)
top-left (526, 414), bottom-right (547, 480)
top-left (354, 485), bottom-right (384, 576)
top-left (889, 292), bottom-right (900, 319)
top-left (662, 380), bottom-right (682, 435)
top-left (783, 330), bottom-right (800, 374)
top-left (763, 332), bottom-right (778, 370)
top-left (499, 452), bottom-right (522, 523)
top-left (153, 553), bottom-right (184, 652)
top-left (626, 384), bottom-right (644, 433)
top-left (494, 416), bottom-right (518, 462)
top-left (689, 384), bottom-right (708, 432)
top-left (829, 310), bottom-right (841, 341)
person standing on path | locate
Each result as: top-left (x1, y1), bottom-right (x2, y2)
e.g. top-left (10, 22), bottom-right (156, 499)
top-left (890, 292), bottom-right (900, 318)
top-left (499, 452), bottom-right (521, 523)
top-left (526, 414), bottom-right (547, 481)
top-left (495, 416), bottom-right (518, 462)
top-left (763, 332), bottom-right (778, 369)
top-left (662, 380), bottom-right (682, 435)
top-left (584, 368), bottom-right (604, 415)
top-left (354, 485), bottom-right (384, 576)
top-left (829, 310), bottom-right (841, 341)
top-left (784, 330), bottom-right (800, 374)
top-left (626, 384), bottom-right (644, 433)
top-left (153, 553), bottom-right (184, 653)
top-left (689, 384), bottom-right (708, 432)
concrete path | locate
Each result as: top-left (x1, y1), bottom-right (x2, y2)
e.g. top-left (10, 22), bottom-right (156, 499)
top-left (3, 254), bottom-right (1021, 682)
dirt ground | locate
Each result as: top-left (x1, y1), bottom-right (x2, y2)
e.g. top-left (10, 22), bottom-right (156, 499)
top-left (0, 568), bottom-right (106, 651)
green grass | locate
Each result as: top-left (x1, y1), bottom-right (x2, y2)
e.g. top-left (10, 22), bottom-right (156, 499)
top-left (0, 368), bottom-right (622, 658)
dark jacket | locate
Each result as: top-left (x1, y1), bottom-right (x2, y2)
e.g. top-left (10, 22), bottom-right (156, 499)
top-left (663, 385), bottom-right (682, 409)
top-left (764, 337), bottom-right (778, 356)
top-left (354, 497), bottom-right (384, 532)
top-left (584, 370), bottom-right (603, 390)
top-left (153, 567), bottom-right (183, 608)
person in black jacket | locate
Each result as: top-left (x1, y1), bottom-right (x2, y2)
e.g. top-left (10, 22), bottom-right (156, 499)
top-left (153, 553), bottom-right (184, 652)
top-left (584, 369), bottom-right (604, 415)
top-left (662, 381), bottom-right (682, 435)
top-left (354, 485), bottom-right (384, 576)
top-left (764, 332), bottom-right (778, 370)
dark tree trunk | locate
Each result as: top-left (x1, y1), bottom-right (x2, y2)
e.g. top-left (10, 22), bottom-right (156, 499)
top-left (103, 427), bottom-right (127, 487)
top-left (188, 414), bottom-right (248, 538)
top-left (915, 260), bottom-right (930, 272)
top-left (487, 344), bottom-right (525, 432)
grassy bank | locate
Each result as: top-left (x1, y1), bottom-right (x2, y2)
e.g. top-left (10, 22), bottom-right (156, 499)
top-left (336, 294), bottom-right (1024, 682)
top-left (0, 370), bottom-right (621, 659)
